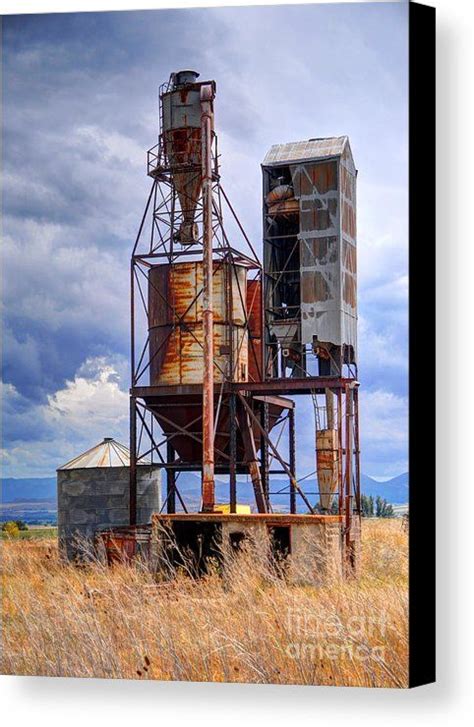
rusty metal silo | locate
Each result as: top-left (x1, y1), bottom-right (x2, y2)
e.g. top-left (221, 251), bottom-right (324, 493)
top-left (131, 70), bottom-right (286, 518)
top-left (127, 72), bottom-right (362, 580)
top-left (148, 261), bottom-right (249, 387)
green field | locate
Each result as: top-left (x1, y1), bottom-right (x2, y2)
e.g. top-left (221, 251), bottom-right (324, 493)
top-left (1, 526), bottom-right (57, 540)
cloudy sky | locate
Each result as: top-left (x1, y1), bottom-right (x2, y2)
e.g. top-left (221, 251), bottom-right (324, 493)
top-left (2, 2), bottom-right (408, 479)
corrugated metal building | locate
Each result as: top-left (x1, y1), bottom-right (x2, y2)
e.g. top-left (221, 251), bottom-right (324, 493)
top-left (262, 136), bottom-right (357, 377)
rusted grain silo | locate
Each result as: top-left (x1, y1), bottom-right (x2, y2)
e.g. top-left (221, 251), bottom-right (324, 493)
top-left (124, 71), bottom-right (361, 580)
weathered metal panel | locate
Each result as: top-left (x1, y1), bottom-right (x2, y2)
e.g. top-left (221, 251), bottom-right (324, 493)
top-left (246, 279), bottom-right (263, 382)
top-left (162, 87), bottom-right (202, 132)
top-left (293, 160), bottom-right (343, 349)
top-left (148, 261), bottom-right (248, 385)
top-left (290, 156), bottom-right (356, 357)
top-left (263, 137), bottom-right (348, 166)
top-left (340, 147), bottom-right (357, 354)
top-left (263, 137), bottom-right (357, 359)
top-left (316, 429), bottom-right (339, 511)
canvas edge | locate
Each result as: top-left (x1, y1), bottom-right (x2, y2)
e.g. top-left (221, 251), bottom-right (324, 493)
top-left (408, 0), bottom-right (436, 689)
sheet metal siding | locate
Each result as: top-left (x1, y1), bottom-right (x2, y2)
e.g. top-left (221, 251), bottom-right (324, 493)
top-left (58, 466), bottom-right (161, 560)
top-left (162, 85), bottom-right (204, 244)
top-left (162, 87), bottom-right (202, 131)
top-left (149, 261), bottom-right (248, 385)
top-left (289, 151), bottom-right (356, 356)
top-left (246, 279), bottom-right (263, 382)
top-left (340, 144), bottom-right (357, 354)
top-left (263, 137), bottom-right (348, 166)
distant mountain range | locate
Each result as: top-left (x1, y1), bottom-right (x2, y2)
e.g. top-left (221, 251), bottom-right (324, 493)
top-left (1, 471), bottom-right (409, 509)
top-left (172, 472), bottom-right (409, 507)
top-left (2, 477), bottom-right (57, 503)
top-left (360, 472), bottom-right (408, 504)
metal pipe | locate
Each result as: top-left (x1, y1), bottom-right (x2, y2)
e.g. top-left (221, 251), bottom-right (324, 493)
top-left (289, 406), bottom-right (297, 514)
top-left (166, 442), bottom-right (176, 514)
top-left (238, 393), bottom-right (315, 514)
top-left (353, 385), bottom-right (361, 518)
top-left (229, 393), bottom-right (237, 513)
top-left (337, 389), bottom-right (343, 515)
top-left (344, 384), bottom-right (353, 565)
top-left (129, 396), bottom-right (137, 525)
top-left (200, 83), bottom-right (216, 512)
top-left (260, 400), bottom-right (269, 509)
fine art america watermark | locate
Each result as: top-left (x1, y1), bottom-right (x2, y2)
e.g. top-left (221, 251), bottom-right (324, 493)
top-left (285, 607), bottom-right (388, 662)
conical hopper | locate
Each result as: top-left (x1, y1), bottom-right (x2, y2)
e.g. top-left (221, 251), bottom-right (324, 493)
top-left (143, 392), bottom-right (285, 468)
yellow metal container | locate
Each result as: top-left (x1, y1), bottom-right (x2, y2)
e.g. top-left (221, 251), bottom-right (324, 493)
top-left (212, 504), bottom-right (252, 515)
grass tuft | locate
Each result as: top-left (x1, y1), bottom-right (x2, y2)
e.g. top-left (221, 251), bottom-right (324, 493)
top-left (1, 519), bottom-right (407, 687)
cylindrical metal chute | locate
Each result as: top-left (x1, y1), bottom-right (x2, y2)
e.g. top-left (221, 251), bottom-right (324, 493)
top-left (164, 119), bottom-right (202, 244)
top-left (315, 389), bottom-right (339, 511)
top-left (161, 70), bottom-right (213, 245)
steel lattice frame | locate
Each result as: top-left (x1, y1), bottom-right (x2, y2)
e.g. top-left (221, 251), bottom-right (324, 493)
top-left (129, 94), bottom-right (361, 568)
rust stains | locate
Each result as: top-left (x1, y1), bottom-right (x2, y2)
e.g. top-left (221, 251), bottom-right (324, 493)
top-left (246, 279), bottom-right (263, 382)
top-left (148, 261), bottom-right (248, 386)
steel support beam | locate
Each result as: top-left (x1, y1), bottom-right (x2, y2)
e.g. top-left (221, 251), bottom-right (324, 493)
top-left (238, 402), bottom-right (267, 514)
top-left (337, 389), bottom-right (344, 515)
top-left (260, 400), bottom-right (270, 509)
top-left (237, 393), bottom-right (315, 514)
top-left (131, 378), bottom-right (356, 399)
top-left (166, 442), bottom-right (176, 514)
top-left (353, 386), bottom-right (361, 518)
top-left (344, 384), bottom-right (354, 568)
top-left (200, 82), bottom-right (216, 512)
top-left (129, 396), bottom-right (137, 526)
top-left (289, 406), bottom-right (297, 514)
top-left (229, 393), bottom-right (237, 513)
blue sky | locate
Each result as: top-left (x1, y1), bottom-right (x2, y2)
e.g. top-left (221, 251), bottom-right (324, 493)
top-left (1, 2), bottom-right (408, 479)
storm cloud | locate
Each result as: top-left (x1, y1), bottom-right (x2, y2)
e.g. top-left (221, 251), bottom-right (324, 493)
top-left (2, 3), bottom-right (408, 477)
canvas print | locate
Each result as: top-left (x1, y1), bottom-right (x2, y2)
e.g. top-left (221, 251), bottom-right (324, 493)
top-left (1, 2), bottom-right (434, 688)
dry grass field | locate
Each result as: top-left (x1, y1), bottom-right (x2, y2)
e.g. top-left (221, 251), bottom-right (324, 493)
top-left (1, 519), bottom-right (408, 687)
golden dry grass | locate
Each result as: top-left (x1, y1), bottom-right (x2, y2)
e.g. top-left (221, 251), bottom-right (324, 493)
top-left (1, 519), bottom-right (408, 687)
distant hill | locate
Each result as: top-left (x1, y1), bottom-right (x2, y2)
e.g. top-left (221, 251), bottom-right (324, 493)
top-left (1, 471), bottom-right (409, 509)
top-left (1, 478), bottom-right (56, 503)
top-left (361, 472), bottom-right (408, 504)
top-left (165, 472), bottom-right (409, 508)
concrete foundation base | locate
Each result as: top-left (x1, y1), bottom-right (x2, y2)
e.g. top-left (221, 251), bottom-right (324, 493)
top-left (150, 513), bottom-right (358, 585)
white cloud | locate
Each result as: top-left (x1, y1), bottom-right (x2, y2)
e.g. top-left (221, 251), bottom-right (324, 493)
top-left (359, 388), bottom-right (408, 477)
top-left (2, 218), bottom-right (129, 338)
top-left (358, 314), bottom-right (408, 373)
top-left (1, 356), bottom-right (129, 476)
top-left (2, 5), bottom-right (409, 479)
top-left (45, 356), bottom-right (128, 434)
top-left (73, 124), bottom-right (144, 168)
